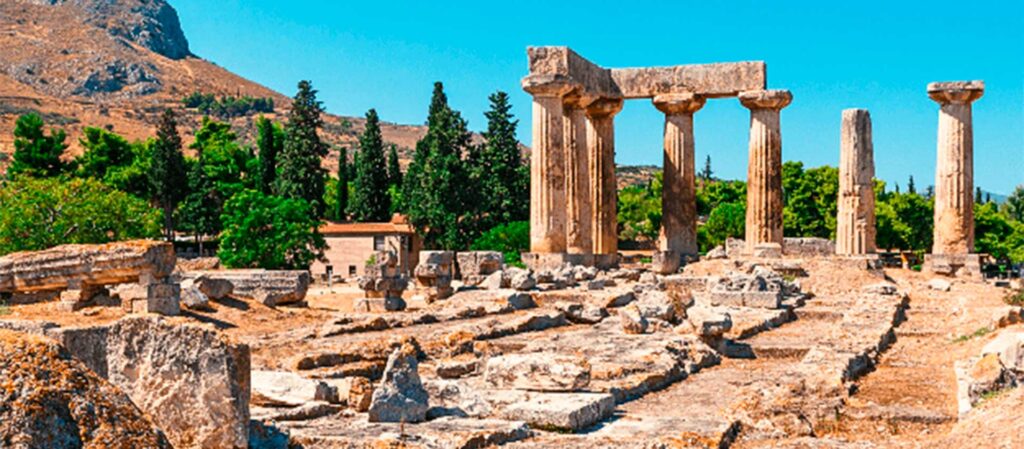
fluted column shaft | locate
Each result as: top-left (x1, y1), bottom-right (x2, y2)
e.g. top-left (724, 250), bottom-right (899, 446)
top-left (564, 98), bottom-right (591, 254)
top-left (653, 93), bottom-right (706, 259)
top-left (524, 78), bottom-right (574, 253)
top-left (739, 90), bottom-right (792, 253)
top-left (929, 81), bottom-right (984, 255)
top-left (836, 109), bottom-right (876, 255)
top-left (585, 98), bottom-right (624, 256)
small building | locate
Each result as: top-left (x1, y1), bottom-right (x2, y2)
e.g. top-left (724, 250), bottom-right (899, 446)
top-left (312, 214), bottom-right (421, 281)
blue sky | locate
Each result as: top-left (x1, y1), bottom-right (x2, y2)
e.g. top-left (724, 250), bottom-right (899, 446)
top-left (174, 0), bottom-right (1023, 194)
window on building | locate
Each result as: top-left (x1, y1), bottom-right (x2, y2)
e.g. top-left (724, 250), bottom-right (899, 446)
top-left (373, 235), bottom-right (385, 251)
top-left (349, 265), bottom-right (357, 276)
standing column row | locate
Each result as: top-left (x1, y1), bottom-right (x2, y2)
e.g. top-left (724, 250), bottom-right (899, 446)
top-left (523, 77), bottom-right (574, 254)
top-left (563, 94), bottom-right (591, 256)
top-left (739, 90), bottom-right (792, 255)
top-left (585, 98), bottom-right (624, 267)
top-left (653, 93), bottom-right (705, 271)
top-left (836, 109), bottom-right (876, 255)
top-left (929, 81), bottom-right (984, 256)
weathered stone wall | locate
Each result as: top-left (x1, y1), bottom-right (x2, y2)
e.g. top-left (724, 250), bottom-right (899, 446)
top-left (0, 240), bottom-right (175, 293)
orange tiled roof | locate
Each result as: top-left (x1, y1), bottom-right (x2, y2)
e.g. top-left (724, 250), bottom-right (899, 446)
top-left (319, 215), bottom-right (416, 235)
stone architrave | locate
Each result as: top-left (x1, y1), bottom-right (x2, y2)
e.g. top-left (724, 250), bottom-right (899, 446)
top-left (563, 93), bottom-right (592, 256)
top-left (928, 81), bottom-right (984, 256)
top-left (523, 75), bottom-right (575, 254)
top-left (584, 97), bottom-right (624, 267)
top-left (653, 93), bottom-right (706, 265)
top-left (739, 90), bottom-right (792, 254)
top-left (836, 109), bottom-right (876, 255)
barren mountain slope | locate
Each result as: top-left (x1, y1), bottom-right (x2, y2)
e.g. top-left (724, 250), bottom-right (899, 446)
top-left (0, 0), bottom-right (429, 172)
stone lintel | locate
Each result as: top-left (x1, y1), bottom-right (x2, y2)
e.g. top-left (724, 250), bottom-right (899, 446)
top-left (927, 80), bottom-right (984, 104)
top-left (652, 92), bottom-right (707, 115)
top-left (521, 74), bottom-right (577, 97)
top-left (527, 46), bottom-right (766, 99)
top-left (739, 89), bottom-right (793, 110)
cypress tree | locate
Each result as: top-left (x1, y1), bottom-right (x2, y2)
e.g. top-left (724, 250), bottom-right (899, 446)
top-left (348, 109), bottom-right (391, 222)
top-left (8, 113), bottom-right (69, 178)
top-left (701, 155), bottom-right (713, 181)
top-left (336, 146), bottom-right (348, 221)
top-left (386, 144), bottom-right (403, 188)
top-left (402, 82), bottom-right (473, 249)
top-left (474, 91), bottom-right (526, 229)
top-left (276, 80), bottom-right (327, 218)
top-left (907, 175), bottom-right (916, 194)
top-left (256, 116), bottom-right (283, 195)
top-left (149, 108), bottom-right (188, 241)
top-left (178, 148), bottom-right (219, 254)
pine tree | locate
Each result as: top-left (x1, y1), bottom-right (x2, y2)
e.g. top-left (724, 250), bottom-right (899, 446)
top-left (907, 175), bottom-right (916, 194)
top-left (402, 82), bottom-right (473, 249)
top-left (700, 155), bottom-right (713, 181)
top-left (276, 80), bottom-right (327, 218)
top-left (386, 144), bottom-right (403, 188)
top-left (473, 91), bottom-right (526, 231)
top-left (975, 187), bottom-right (983, 203)
top-left (336, 146), bottom-right (348, 221)
top-left (7, 113), bottom-right (69, 178)
top-left (256, 116), bottom-right (283, 195)
top-left (149, 109), bottom-right (188, 241)
top-left (178, 148), bottom-right (219, 254)
top-left (348, 109), bottom-right (391, 222)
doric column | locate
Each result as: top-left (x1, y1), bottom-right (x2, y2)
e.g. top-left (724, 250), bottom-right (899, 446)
top-left (653, 93), bottom-right (706, 262)
top-left (563, 94), bottom-right (591, 255)
top-left (584, 97), bottom-right (624, 260)
top-left (739, 90), bottom-right (792, 254)
top-left (836, 109), bottom-right (877, 255)
top-left (523, 75), bottom-right (575, 254)
top-left (928, 81), bottom-right (984, 255)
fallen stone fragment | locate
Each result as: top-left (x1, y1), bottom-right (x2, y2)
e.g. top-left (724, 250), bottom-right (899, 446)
top-left (555, 301), bottom-right (608, 324)
top-left (179, 282), bottom-right (210, 310)
top-left (991, 306), bottom-right (1024, 329)
top-left (705, 245), bottom-right (727, 259)
top-left (253, 401), bottom-right (341, 422)
top-left (187, 269), bottom-right (309, 306)
top-left (368, 342), bottom-right (429, 423)
top-left (955, 353), bottom-right (1007, 415)
top-left (484, 352), bottom-right (591, 392)
top-left (436, 357), bottom-right (480, 379)
top-left (480, 270), bottom-right (505, 290)
top-left (507, 268), bottom-right (537, 291)
top-left (619, 303), bottom-right (649, 334)
top-left (345, 377), bottom-right (374, 412)
top-left (252, 370), bottom-right (337, 407)
top-left (193, 274), bottom-right (234, 299)
top-left (686, 305), bottom-right (733, 339)
top-left (457, 251), bottom-right (504, 285)
top-left (353, 296), bottom-right (407, 312)
top-left (0, 330), bottom-right (172, 448)
top-left (507, 292), bottom-right (537, 310)
top-left (500, 392), bottom-right (615, 432)
top-left (863, 283), bottom-right (898, 295)
top-left (415, 250), bottom-right (455, 302)
top-left (928, 278), bottom-right (952, 291)
top-left (982, 330), bottom-right (1024, 374)
top-left (635, 290), bottom-right (687, 323)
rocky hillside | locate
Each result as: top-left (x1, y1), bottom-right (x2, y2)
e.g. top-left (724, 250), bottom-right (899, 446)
top-left (0, 0), bottom-right (429, 172)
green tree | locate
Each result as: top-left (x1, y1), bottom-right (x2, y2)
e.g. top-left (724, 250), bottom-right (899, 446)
top-left (781, 161), bottom-right (838, 239)
top-left (698, 202), bottom-right (746, 251)
top-left (974, 201), bottom-right (1024, 262)
top-left (875, 186), bottom-right (933, 251)
top-left (348, 109), bottom-right (392, 222)
top-left (386, 144), bottom-right (403, 188)
top-left (149, 109), bottom-right (188, 241)
top-left (256, 116), bottom-right (284, 195)
top-left (697, 179), bottom-right (746, 216)
top-left (1004, 185), bottom-right (1024, 222)
top-left (335, 146), bottom-right (349, 221)
top-left (617, 173), bottom-right (663, 243)
top-left (0, 177), bottom-right (160, 255)
top-left (7, 113), bottom-right (70, 178)
top-left (218, 190), bottom-right (326, 270)
top-left (471, 91), bottom-right (528, 230)
top-left (700, 155), bottom-right (713, 181)
top-left (276, 80), bottom-right (327, 217)
top-left (907, 175), bottom-right (916, 194)
top-left (177, 149), bottom-right (219, 254)
top-left (192, 117), bottom-right (253, 202)
top-left (470, 221), bottom-right (529, 266)
top-left (75, 127), bottom-right (152, 198)
top-left (402, 82), bottom-right (474, 249)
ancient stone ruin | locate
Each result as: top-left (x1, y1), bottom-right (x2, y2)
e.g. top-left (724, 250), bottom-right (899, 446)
top-left (356, 250), bottom-right (410, 312)
top-left (0, 240), bottom-right (180, 315)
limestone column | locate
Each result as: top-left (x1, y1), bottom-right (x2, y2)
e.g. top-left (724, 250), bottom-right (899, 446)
top-left (653, 93), bottom-right (706, 262)
top-left (563, 94), bottom-right (591, 256)
top-left (584, 97), bottom-right (624, 263)
top-left (739, 90), bottom-right (792, 253)
top-left (523, 76), bottom-right (574, 254)
top-left (836, 109), bottom-right (877, 255)
top-left (928, 81), bottom-right (984, 255)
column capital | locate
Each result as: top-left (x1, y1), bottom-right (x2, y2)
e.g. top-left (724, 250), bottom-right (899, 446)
top-left (652, 92), bottom-right (706, 115)
top-left (522, 74), bottom-right (576, 98)
top-left (928, 80), bottom-right (984, 105)
top-left (583, 97), bottom-right (624, 118)
top-left (739, 89), bottom-right (792, 110)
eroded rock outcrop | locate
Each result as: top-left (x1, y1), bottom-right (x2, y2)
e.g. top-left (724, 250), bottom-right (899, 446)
top-left (0, 329), bottom-right (172, 448)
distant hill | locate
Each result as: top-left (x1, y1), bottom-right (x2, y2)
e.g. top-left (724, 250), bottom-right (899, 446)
top-left (0, 0), bottom-right (432, 173)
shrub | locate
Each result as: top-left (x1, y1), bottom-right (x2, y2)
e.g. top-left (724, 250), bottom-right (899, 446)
top-left (217, 190), bottom-right (325, 269)
top-left (470, 221), bottom-right (529, 266)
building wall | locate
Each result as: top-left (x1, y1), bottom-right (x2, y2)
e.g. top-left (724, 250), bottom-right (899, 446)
top-left (311, 233), bottom-right (419, 280)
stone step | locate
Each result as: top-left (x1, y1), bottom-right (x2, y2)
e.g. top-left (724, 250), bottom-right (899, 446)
top-left (842, 403), bottom-right (955, 425)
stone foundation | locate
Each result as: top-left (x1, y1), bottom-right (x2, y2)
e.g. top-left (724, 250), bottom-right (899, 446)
top-left (924, 254), bottom-right (983, 280)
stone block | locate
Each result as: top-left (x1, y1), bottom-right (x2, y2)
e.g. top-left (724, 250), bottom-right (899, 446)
top-left (522, 252), bottom-right (570, 272)
top-left (753, 243), bottom-right (783, 258)
top-left (651, 250), bottom-right (681, 275)
top-left (619, 303), bottom-right (649, 334)
top-left (924, 254), bottom-right (982, 280)
top-left (185, 270), bottom-right (309, 306)
top-left (456, 251), bottom-right (504, 283)
top-left (484, 352), bottom-right (591, 392)
top-left (500, 392), bottom-right (615, 431)
top-left (368, 342), bottom-right (429, 423)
